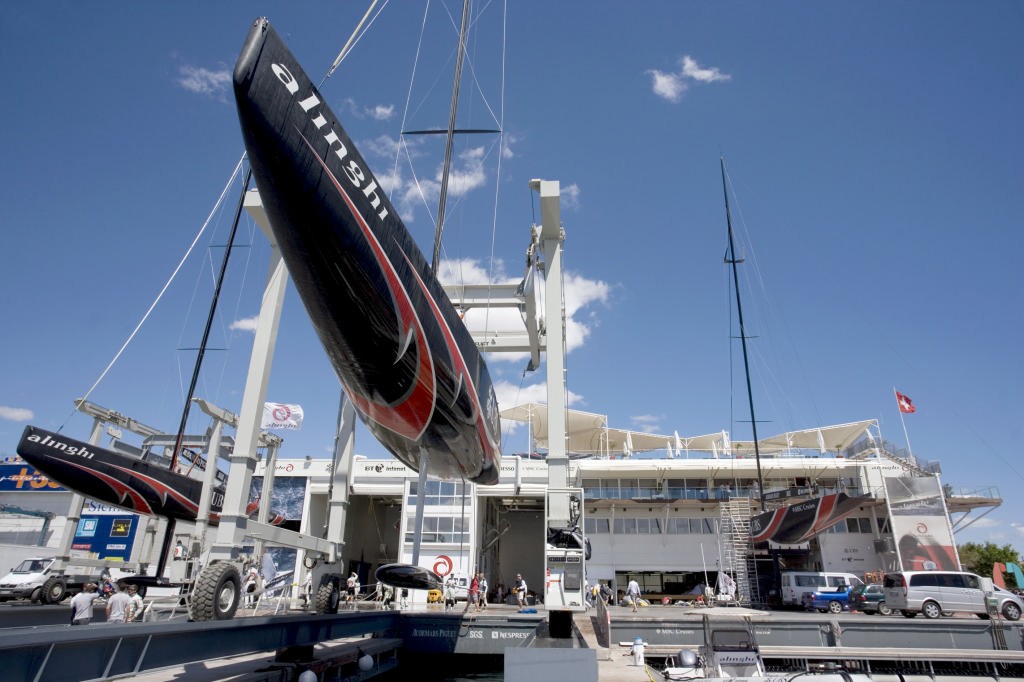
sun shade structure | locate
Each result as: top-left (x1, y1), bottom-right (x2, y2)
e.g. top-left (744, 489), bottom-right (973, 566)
top-left (500, 403), bottom-right (876, 460)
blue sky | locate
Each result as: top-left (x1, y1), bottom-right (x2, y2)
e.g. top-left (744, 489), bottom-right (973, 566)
top-left (1, 2), bottom-right (1021, 548)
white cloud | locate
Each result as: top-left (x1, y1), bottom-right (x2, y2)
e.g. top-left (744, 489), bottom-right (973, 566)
top-left (230, 316), bottom-right (259, 333)
top-left (648, 69), bottom-right (688, 103)
top-left (631, 414), bottom-right (664, 433)
top-left (370, 104), bottom-right (395, 121)
top-left (561, 183), bottom-right (581, 211)
top-left (0, 406), bottom-right (34, 422)
top-left (363, 134), bottom-right (401, 158)
top-left (443, 147), bottom-right (487, 197)
top-left (501, 132), bottom-right (519, 159)
top-left (177, 65), bottom-right (231, 97)
top-left (648, 55), bottom-right (730, 103)
top-left (494, 380), bottom-right (584, 413)
top-left (680, 56), bottom-right (731, 83)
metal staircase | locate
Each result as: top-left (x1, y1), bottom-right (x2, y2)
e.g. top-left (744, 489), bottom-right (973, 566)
top-left (719, 498), bottom-right (760, 606)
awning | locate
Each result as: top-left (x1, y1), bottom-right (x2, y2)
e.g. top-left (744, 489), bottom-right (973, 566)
top-left (500, 402), bottom-right (876, 459)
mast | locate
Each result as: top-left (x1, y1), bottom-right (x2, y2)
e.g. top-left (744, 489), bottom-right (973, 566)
top-left (169, 169), bottom-right (252, 473)
top-left (720, 157), bottom-right (765, 509)
top-left (430, 0), bottom-right (472, 272)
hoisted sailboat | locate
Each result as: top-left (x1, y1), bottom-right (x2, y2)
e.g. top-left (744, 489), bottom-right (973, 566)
top-left (233, 17), bottom-right (501, 487)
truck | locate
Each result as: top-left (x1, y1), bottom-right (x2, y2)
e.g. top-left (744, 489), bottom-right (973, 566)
top-left (801, 583), bottom-right (854, 613)
top-left (0, 557), bottom-right (98, 604)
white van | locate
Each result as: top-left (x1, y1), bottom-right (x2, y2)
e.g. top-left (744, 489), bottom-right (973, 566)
top-left (883, 570), bottom-right (1023, 620)
top-left (780, 571), bottom-right (864, 607)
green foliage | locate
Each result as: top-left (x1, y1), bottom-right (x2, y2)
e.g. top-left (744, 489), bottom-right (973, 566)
top-left (958, 542), bottom-right (1021, 586)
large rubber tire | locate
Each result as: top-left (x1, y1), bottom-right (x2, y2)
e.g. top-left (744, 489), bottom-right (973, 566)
top-left (878, 601), bottom-right (892, 616)
top-left (828, 600), bottom-right (843, 614)
top-left (41, 576), bottom-right (68, 604)
top-left (189, 562), bottom-right (241, 621)
top-left (921, 600), bottom-right (943, 619)
top-left (315, 579), bottom-right (341, 614)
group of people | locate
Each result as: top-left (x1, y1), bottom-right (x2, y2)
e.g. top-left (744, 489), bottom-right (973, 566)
top-left (467, 572), bottom-right (488, 611)
top-left (70, 582), bottom-right (145, 625)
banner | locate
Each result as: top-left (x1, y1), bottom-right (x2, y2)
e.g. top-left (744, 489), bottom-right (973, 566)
top-left (0, 463), bottom-right (66, 492)
top-left (885, 476), bottom-right (958, 571)
top-left (261, 402), bottom-right (304, 430)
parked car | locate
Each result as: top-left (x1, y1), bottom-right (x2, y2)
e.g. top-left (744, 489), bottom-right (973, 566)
top-left (780, 571), bottom-right (864, 607)
top-left (0, 557), bottom-right (97, 604)
top-left (883, 570), bottom-right (1023, 621)
top-left (801, 584), bottom-right (853, 614)
top-left (849, 583), bottom-right (895, 615)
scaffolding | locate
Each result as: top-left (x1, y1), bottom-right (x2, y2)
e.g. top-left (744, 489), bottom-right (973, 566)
top-left (718, 498), bottom-right (760, 606)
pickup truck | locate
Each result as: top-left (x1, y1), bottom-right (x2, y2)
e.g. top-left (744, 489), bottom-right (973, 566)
top-left (801, 584), bottom-right (853, 613)
top-left (0, 557), bottom-right (97, 604)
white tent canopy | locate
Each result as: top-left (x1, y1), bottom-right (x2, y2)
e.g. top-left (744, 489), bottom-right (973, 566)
top-left (499, 402), bottom-right (876, 459)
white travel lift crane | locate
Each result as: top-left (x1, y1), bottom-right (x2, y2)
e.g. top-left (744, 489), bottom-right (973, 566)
top-left (443, 180), bottom-right (587, 637)
top-left (186, 179), bottom-right (586, 624)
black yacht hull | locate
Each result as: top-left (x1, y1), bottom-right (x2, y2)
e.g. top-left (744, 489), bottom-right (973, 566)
top-left (16, 425), bottom-right (289, 527)
top-left (233, 18), bottom-right (500, 484)
top-left (750, 492), bottom-right (871, 544)
top-left (17, 426), bottom-right (223, 523)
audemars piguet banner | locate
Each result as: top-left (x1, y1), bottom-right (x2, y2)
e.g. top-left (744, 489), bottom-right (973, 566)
top-left (885, 476), bottom-right (959, 571)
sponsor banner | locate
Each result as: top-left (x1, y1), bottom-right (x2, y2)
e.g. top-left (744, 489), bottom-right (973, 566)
top-left (73, 514), bottom-right (138, 561)
top-left (0, 463), bottom-right (66, 492)
top-left (885, 476), bottom-right (959, 571)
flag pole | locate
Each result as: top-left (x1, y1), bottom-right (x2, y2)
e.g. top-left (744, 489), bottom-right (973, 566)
top-left (893, 387), bottom-right (914, 459)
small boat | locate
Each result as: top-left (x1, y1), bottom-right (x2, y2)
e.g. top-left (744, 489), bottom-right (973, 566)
top-left (16, 425), bottom-right (287, 527)
top-left (233, 17), bottom-right (501, 485)
top-left (660, 619), bottom-right (872, 682)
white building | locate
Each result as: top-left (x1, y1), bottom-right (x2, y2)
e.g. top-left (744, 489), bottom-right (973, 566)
top-left (0, 413), bottom-right (998, 607)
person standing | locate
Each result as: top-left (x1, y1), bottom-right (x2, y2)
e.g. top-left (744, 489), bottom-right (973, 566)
top-left (346, 572), bottom-right (359, 608)
top-left (443, 576), bottom-right (456, 612)
top-left (627, 578), bottom-right (642, 612)
top-left (106, 583), bottom-right (132, 623)
top-left (126, 584), bottom-right (145, 622)
top-left (478, 573), bottom-right (489, 611)
top-left (466, 573), bottom-right (479, 613)
top-left (515, 573), bottom-right (528, 608)
top-left (70, 582), bottom-right (99, 625)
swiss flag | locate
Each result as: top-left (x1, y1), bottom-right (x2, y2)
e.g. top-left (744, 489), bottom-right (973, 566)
top-left (896, 391), bottom-right (916, 414)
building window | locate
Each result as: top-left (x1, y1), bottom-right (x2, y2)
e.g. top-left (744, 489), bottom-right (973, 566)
top-left (408, 479), bottom-right (469, 506)
top-left (403, 510), bottom-right (469, 545)
top-left (637, 518), bottom-right (662, 534)
top-left (584, 517), bottom-right (610, 534)
top-left (613, 518), bottom-right (638, 535)
top-left (667, 517), bottom-right (689, 534)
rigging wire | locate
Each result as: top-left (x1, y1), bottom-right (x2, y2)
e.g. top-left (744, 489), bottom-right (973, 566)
top-left (323, 0), bottom-right (388, 85)
top-left (481, 0), bottom-right (508, 338)
top-left (60, 155), bottom-right (246, 433)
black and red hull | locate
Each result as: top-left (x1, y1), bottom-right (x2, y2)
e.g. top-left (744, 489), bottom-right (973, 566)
top-left (232, 18), bottom-right (500, 484)
top-left (17, 425), bottom-right (224, 523)
top-left (749, 492), bottom-right (871, 544)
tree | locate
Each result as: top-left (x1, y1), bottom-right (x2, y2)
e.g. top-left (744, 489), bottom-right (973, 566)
top-left (958, 542), bottom-right (1020, 586)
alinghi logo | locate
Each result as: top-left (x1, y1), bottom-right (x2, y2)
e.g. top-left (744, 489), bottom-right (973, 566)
top-left (24, 432), bottom-right (95, 460)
